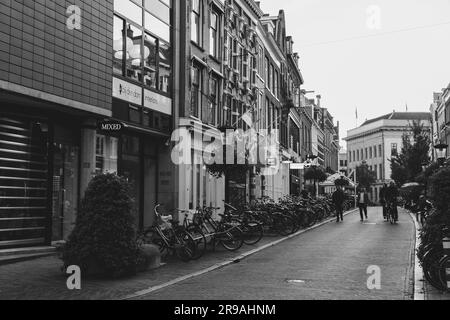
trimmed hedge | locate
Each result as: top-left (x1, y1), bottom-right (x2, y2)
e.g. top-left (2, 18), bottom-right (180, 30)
top-left (62, 173), bottom-right (140, 278)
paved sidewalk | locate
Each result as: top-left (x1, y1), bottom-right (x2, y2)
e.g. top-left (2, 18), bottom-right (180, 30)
top-left (0, 210), bottom-right (355, 300)
top-left (0, 234), bottom-right (285, 300)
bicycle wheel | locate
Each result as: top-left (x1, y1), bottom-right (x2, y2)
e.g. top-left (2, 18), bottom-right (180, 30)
top-left (273, 214), bottom-right (296, 236)
top-left (143, 229), bottom-right (169, 258)
top-left (186, 225), bottom-right (207, 260)
top-left (219, 225), bottom-right (244, 251)
top-left (174, 229), bottom-right (196, 262)
top-left (422, 249), bottom-right (448, 291)
top-left (437, 255), bottom-right (450, 292)
top-left (240, 221), bottom-right (264, 245)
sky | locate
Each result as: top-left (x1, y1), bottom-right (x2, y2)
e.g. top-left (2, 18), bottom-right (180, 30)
top-left (258, 0), bottom-right (450, 148)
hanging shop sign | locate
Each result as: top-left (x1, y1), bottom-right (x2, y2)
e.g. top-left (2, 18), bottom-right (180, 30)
top-left (97, 119), bottom-right (124, 133)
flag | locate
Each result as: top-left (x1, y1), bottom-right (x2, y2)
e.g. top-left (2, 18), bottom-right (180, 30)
top-left (242, 110), bottom-right (253, 127)
top-left (406, 103), bottom-right (408, 112)
top-left (355, 108), bottom-right (358, 119)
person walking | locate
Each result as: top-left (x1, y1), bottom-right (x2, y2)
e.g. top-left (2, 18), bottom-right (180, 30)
top-left (379, 183), bottom-right (388, 220)
top-left (385, 182), bottom-right (399, 222)
top-left (357, 187), bottom-right (369, 221)
top-left (332, 186), bottom-right (345, 222)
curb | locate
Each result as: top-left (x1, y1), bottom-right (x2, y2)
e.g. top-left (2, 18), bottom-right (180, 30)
top-left (122, 208), bottom-right (359, 300)
top-left (407, 211), bottom-right (425, 300)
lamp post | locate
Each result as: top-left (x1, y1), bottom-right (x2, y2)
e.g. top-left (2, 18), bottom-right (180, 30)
top-left (434, 143), bottom-right (448, 166)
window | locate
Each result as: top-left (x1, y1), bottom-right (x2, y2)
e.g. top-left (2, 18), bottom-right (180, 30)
top-left (126, 24), bottom-right (143, 81)
top-left (374, 146), bottom-right (377, 158)
top-left (369, 147), bottom-right (372, 159)
top-left (391, 143), bottom-right (398, 156)
top-left (269, 65), bottom-right (274, 93)
top-left (357, 150), bottom-right (359, 161)
top-left (265, 57), bottom-right (269, 86)
top-left (191, 0), bottom-right (201, 44)
top-left (378, 144), bottom-right (382, 157)
top-left (208, 77), bottom-right (219, 125)
top-left (209, 12), bottom-right (219, 58)
top-left (158, 40), bottom-right (171, 93)
top-left (145, 11), bottom-right (170, 43)
top-left (143, 33), bottom-right (157, 89)
top-left (379, 164), bottom-right (383, 180)
top-left (374, 165), bottom-right (378, 180)
top-left (274, 70), bottom-right (279, 97)
top-left (115, 0), bottom-right (143, 25)
top-left (364, 148), bottom-right (368, 160)
top-left (191, 65), bottom-right (201, 118)
top-left (144, 0), bottom-right (171, 24)
top-left (113, 16), bottom-right (125, 75)
top-left (348, 151), bottom-right (352, 163)
top-left (353, 150), bottom-right (356, 162)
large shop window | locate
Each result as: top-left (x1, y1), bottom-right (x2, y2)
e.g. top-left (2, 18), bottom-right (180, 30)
top-left (113, 16), bottom-right (125, 75)
top-left (114, 0), bottom-right (172, 95)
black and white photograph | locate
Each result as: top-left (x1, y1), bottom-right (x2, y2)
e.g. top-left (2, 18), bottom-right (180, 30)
top-left (0, 0), bottom-right (450, 309)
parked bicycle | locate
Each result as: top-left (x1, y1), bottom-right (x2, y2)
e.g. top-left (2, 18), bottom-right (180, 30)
top-left (140, 205), bottom-right (197, 262)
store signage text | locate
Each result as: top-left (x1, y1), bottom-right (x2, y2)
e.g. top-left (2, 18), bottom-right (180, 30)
top-left (113, 77), bottom-right (142, 105)
top-left (144, 89), bottom-right (172, 116)
top-left (98, 120), bottom-right (124, 133)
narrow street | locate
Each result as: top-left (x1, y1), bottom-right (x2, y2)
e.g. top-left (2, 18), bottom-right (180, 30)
top-left (138, 207), bottom-right (415, 300)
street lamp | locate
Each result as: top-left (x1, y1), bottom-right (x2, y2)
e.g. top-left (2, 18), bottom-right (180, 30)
top-left (434, 143), bottom-right (448, 165)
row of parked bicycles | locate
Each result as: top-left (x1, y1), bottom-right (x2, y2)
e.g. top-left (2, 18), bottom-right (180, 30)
top-left (408, 200), bottom-right (450, 292)
top-left (139, 195), bottom-right (355, 262)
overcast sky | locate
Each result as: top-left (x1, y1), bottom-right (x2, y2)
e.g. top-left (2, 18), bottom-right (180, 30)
top-left (259, 0), bottom-right (450, 148)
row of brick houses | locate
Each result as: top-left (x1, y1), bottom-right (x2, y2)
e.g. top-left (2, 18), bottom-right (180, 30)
top-left (0, 0), bottom-right (340, 249)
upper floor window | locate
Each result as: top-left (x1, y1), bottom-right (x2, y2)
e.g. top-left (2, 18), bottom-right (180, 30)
top-left (209, 12), bottom-right (219, 58)
top-left (208, 76), bottom-right (219, 125)
top-left (191, 65), bottom-right (202, 118)
top-left (374, 145), bottom-right (377, 158)
top-left (113, 0), bottom-right (172, 95)
top-left (191, 0), bottom-right (201, 44)
top-left (391, 143), bottom-right (398, 156)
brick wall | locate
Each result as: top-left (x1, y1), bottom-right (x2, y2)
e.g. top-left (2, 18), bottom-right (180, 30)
top-left (0, 0), bottom-right (113, 111)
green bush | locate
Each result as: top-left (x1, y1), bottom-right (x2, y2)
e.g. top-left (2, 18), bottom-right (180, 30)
top-left (62, 173), bottom-right (140, 278)
top-left (429, 167), bottom-right (450, 215)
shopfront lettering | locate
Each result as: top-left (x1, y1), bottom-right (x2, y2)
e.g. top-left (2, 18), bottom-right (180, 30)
top-left (98, 120), bottom-right (124, 133)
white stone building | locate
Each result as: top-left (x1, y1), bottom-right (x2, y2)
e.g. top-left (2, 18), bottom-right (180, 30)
top-left (344, 112), bottom-right (431, 203)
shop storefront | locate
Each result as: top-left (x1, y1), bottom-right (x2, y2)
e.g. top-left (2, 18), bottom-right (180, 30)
top-left (0, 104), bottom-right (82, 249)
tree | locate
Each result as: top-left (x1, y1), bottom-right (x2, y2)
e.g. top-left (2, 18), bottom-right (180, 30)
top-left (390, 121), bottom-right (431, 186)
top-left (356, 162), bottom-right (376, 190)
top-left (304, 166), bottom-right (327, 197)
